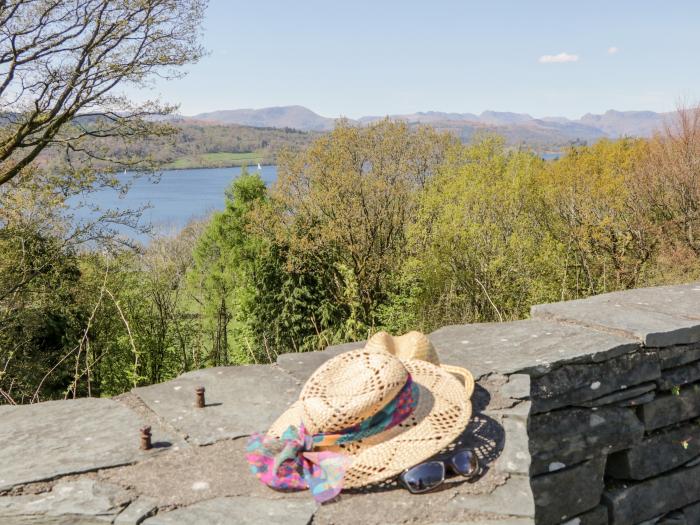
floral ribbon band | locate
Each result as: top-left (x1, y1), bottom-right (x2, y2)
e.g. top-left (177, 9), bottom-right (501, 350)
top-left (245, 374), bottom-right (419, 503)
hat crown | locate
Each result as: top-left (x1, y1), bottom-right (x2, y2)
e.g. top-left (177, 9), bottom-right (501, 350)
top-left (299, 349), bottom-right (408, 435)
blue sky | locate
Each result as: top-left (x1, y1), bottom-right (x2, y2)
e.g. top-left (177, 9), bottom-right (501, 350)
top-left (138, 1), bottom-right (700, 119)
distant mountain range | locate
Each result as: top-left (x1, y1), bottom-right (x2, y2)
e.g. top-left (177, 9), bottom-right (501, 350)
top-left (186, 106), bottom-right (674, 148)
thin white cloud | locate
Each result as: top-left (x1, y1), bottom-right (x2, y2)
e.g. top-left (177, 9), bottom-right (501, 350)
top-left (538, 52), bottom-right (579, 64)
top-left (608, 46), bottom-right (619, 55)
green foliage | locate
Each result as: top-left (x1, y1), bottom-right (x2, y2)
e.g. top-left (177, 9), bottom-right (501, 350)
top-left (4, 112), bottom-right (700, 405)
top-left (408, 135), bottom-right (563, 327)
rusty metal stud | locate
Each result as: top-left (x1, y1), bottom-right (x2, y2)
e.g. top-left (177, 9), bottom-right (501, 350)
top-left (140, 425), bottom-right (152, 450)
top-left (195, 386), bottom-right (206, 408)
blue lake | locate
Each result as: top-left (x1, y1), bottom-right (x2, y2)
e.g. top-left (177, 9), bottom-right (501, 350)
top-left (74, 165), bottom-right (278, 239)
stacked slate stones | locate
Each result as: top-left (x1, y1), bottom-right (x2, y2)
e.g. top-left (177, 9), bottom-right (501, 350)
top-left (430, 282), bottom-right (700, 525)
top-left (525, 285), bottom-right (700, 525)
top-left (528, 341), bottom-right (700, 525)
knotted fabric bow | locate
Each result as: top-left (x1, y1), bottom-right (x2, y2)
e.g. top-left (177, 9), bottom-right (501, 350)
top-left (245, 375), bottom-right (419, 503)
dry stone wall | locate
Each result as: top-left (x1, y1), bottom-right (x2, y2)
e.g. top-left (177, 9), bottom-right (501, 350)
top-left (426, 283), bottom-right (700, 524)
top-left (1, 282), bottom-right (699, 524)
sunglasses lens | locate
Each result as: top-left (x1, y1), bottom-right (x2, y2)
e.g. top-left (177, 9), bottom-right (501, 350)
top-left (401, 461), bottom-right (445, 494)
top-left (450, 450), bottom-right (480, 478)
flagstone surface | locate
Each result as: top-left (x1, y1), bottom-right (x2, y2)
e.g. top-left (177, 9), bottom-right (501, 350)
top-left (3, 282), bottom-right (700, 524)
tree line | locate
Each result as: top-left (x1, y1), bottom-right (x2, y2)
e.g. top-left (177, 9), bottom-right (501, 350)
top-left (2, 111), bottom-right (700, 404)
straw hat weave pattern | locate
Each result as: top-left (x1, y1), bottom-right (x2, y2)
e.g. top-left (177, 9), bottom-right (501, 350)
top-left (266, 331), bottom-right (474, 490)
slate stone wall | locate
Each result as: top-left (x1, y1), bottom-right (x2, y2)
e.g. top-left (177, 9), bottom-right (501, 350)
top-left (428, 282), bottom-right (700, 525)
top-left (528, 342), bottom-right (700, 525)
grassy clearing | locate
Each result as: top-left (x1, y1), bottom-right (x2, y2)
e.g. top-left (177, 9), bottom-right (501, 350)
top-left (166, 151), bottom-right (265, 169)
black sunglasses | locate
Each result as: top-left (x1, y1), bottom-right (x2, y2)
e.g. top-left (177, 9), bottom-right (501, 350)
top-left (399, 449), bottom-right (480, 494)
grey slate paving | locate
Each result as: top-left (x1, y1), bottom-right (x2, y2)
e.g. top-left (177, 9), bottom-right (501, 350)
top-left (450, 475), bottom-right (535, 517)
top-left (531, 282), bottom-right (700, 347)
top-left (500, 374), bottom-right (531, 399)
top-left (0, 398), bottom-right (167, 491)
top-left (113, 496), bottom-right (159, 524)
top-left (0, 480), bottom-right (130, 523)
top-left (142, 496), bottom-right (317, 525)
top-left (276, 350), bottom-right (337, 383)
top-left (132, 365), bottom-right (301, 445)
top-left (428, 319), bottom-right (639, 379)
top-left (493, 417), bottom-right (531, 475)
top-left (425, 517), bottom-right (535, 525)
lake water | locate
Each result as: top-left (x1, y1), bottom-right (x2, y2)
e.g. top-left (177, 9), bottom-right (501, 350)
top-left (74, 165), bottom-right (278, 239)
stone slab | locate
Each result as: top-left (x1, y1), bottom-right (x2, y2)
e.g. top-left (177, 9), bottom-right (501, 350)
top-left (132, 365), bottom-right (301, 445)
top-left (484, 400), bottom-right (531, 423)
top-left (275, 342), bottom-right (366, 383)
top-left (606, 419), bottom-right (700, 480)
top-left (615, 391), bottom-right (656, 408)
top-left (562, 505), bottom-right (609, 525)
top-left (531, 283), bottom-right (700, 347)
top-left (655, 360), bottom-right (700, 391)
top-left (531, 352), bottom-right (660, 413)
top-left (532, 456), bottom-right (606, 525)
top-left (113, 496), bottom-right (159, 524)
top-left (429, 319), bottom-right (639, 379)
top-left (529, 407), bottom-right (644, 475)
top-left (0, 398), bottom-right (167, 491)
top-left (276, 351), bottom-right (337, 383)
top-left (656, 511), bottom-right (686, 525)
top-left (0, 480), bottom-right (130, 523)
top-left (493, 417), bottom-right (531, 475)
top-left (637, 383), bottom-right (700, 431)
top-left (324, 340), bottom-right (366, 354)
top-left (450, 475), bottom-right (535, 518)
top-left (98, 438), bottom-right (312, 508)
top-left (603, 462), bottom-right (700, 525)
top-left (312, 468), bottom-right (522, 524)
top-left (501, 374), bottom-right (531, 399)
top-left (142, 496), bottom-right (316, 525)
top-left (680, 501), bottom-right (700, 524)
top-left (577, 383), bottom-right (656, 409)
top-left (657, 343), bottom-right (700, 369)
top-left (430, 516), bottom-right (535, 525)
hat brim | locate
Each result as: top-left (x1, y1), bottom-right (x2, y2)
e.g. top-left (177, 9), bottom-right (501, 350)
top-left (267, 358), bottom-right (473, 489)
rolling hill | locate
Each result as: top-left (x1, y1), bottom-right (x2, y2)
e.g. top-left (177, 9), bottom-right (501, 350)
top-left (185, 106), bottom-right (674, 147)
top-left (192, 105), bottom-right (336, 131)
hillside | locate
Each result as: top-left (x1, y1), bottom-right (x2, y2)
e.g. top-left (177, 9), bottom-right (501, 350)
top-left (37, 121), bottom-right (320, 171)
top-left (184, 106), bottom-right (674, 147)
top-left (192, 105), bottom-right (336, 132)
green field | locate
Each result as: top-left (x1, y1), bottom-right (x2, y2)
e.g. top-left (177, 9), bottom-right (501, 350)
top-left (166, 151), bottom-right (265, 169)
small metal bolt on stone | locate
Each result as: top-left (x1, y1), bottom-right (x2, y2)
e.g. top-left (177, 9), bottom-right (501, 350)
top-left (195, 386), bottom-right (206, 408)
top-left (140, 426), bottom-right (152, 450)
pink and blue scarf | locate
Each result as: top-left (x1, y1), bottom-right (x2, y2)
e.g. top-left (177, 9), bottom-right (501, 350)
top-left (245, 375), bottom-right (419, 503)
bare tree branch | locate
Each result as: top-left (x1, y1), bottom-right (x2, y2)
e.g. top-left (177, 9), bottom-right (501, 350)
top-left (0, 0), bottom-right (207, 187)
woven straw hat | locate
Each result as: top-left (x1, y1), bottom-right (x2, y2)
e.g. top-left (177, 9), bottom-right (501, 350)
top-left (268, 331), bottom-right (474, 489)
